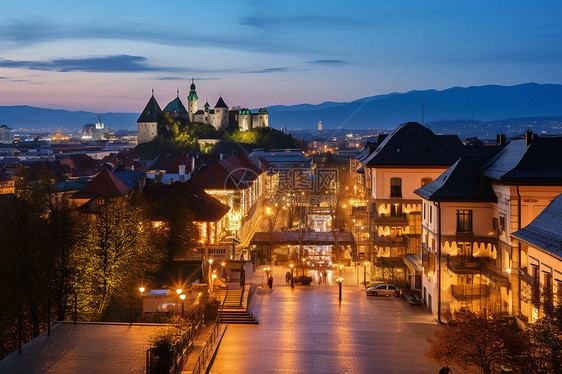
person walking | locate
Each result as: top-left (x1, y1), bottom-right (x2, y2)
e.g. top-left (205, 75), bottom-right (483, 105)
top-left (439, 364), bottom-right (452, 374)
top-left (285, 271), bottom-right (290, 285)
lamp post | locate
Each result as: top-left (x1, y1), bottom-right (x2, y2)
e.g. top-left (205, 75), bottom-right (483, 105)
top-left (302, 257), bottom-right (306, 277)
top-left (139, 287), bottom-right (145, 322)
top-left (336, 277), bottom-right (343, 301)
top-left (289, 264), bottom-right (294, 288)
top-left (363, 261), bottom-right (369, 286)
top-left (212, 273), bottom-right (217, 290)
top-left (180, 294), bottom-right (186, 318)
top-left (208, 259), bottom-right (213, 293)
top-left (176, 288), bottom-right (183, 316)
top-left (339, 264), bottom-right (344, 278)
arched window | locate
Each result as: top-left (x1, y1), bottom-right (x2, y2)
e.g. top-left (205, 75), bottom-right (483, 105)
top-left (390, 178), bottom-right (402, 197)
top-left (421, 177), bottom-right (433, 187)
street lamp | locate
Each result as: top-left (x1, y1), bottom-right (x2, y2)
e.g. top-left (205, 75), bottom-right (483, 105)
top-left (176, 288), bottom-right (183, 295)
top-left (179, 294), bottom-right (186, 317)
top-left (208, 259), bottom-right (213, 293)
top-left (211, 273), bottom-right (217, 290)
top-left (302, 257), bottom-right (306, 277)
top-left (336, 277), bottom-right (344, 301)
top-left (289, 264), bottom-right (294, 288)
top-left (139, 287), bottom-right (146, 322)
top-left (339, 264), bottom-right (344, 278)
top-left (363, 261), bottom-right (370, 286)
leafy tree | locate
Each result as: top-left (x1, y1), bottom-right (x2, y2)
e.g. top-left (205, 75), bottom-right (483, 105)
top-left (426, 310), bottom-right (530, 374)
top-left (75, 196), bottom-right (164, 320)
top-left (528, 305), bottom-right (562, 373)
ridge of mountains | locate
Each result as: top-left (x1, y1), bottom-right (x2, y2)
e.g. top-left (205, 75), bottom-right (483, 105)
top-left (1, 83), bottom-right (561, 137)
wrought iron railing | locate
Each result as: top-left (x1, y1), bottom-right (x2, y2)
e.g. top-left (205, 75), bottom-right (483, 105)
top-left (191, 315), bottom-right (223, 374)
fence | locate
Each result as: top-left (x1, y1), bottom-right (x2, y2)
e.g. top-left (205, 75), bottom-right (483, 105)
top-left (191, 315), bottom-right (223, 374)
top-left (146, 312), bottom-right (202, 374)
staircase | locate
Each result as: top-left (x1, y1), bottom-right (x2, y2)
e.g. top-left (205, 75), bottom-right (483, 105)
top-left (218, 288), bottom-right (259, 324)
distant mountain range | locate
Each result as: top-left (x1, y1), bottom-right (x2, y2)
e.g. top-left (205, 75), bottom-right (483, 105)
top-left (1, 83), bottom-right (561, 136)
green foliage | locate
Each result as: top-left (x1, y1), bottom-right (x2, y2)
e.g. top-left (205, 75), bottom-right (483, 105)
top-left (294, 276), bottom-right (313, 286)
top-left (149, 326), bottom-right (183, 348)
top-left (224, 127), bottom-right (306, 151)
top-left (75, 196), bottom-right (164, 320)
top-left (528, 305), bottom-right (562, 373)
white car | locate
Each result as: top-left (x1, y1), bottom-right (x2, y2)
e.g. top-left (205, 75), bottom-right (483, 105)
top-left (366, 283), bottom-right (399, 297)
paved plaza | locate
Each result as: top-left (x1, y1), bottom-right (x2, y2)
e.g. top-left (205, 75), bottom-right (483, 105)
top-left (211, 269), bottom-right (440, 374)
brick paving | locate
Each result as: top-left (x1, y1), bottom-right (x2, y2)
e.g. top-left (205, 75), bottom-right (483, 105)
top-left (0, 322), bottom-right (162, 374)
top-left (210, 277), bottom-right (440, 374)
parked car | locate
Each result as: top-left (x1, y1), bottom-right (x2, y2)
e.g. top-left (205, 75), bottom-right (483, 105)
top-left (366, 283), bottom-right (399, 297)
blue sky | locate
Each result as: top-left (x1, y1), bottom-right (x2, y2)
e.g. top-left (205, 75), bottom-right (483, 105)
top-left (0, 0), bottom-right (560, 112)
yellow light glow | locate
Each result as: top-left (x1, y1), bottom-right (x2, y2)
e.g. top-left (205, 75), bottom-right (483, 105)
top-left (289, 264), bottom-right (294, 268)
top-left (139, 287), bottom-right (145, 293)
top-left (221, 262), bottom-right (226, 266)
top-left (209, 259), bottom-right (213, 264)
top-left (339, 264), bottom-right (343, 269)
top-left (176, 289), bottom-right (183, 295)
top-left (180, 294), bottom-right (186, 300)
top-left (212, 274), bottom-right (217, 279)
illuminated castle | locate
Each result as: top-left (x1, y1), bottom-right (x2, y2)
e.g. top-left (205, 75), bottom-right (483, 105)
top-left (137, 80), bottom-right (268, 144)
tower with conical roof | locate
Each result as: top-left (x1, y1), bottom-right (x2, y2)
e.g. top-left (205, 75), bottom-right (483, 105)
top-left (137, 90), bottom-right (162, 144)
top-left (187, 78), bottom-right (198, 122)
top-left (212, 96), bottom-right (229, 130)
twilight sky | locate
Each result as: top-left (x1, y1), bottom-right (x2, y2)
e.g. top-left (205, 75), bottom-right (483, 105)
top-left (0, 0), bottom-right (561, 113)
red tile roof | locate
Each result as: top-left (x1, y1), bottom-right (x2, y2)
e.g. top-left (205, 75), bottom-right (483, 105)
top-left (71, 168), bottom-right (130, 200)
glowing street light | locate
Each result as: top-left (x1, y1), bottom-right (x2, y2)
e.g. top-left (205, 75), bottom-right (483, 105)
top-left (179, 294), bottom-right (186, 317)
top-left (139, 287), bottom-right (145, 294)
top-left (363, 261), bottom-right (370, 286)
top-left (336, 277), bottom-right (344, 301)
top-left (289, 264), bottom-right (294, 288)
top-left (176, 288), bottom-right (183, 295)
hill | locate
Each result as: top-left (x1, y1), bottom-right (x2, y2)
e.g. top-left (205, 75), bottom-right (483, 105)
top-left (1, 83), bottom-right (562, 133)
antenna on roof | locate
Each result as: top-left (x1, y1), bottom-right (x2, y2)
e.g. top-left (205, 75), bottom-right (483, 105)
top-left (421, 100), bottom-right (424, 126)
top-left (177, 87), bottom-right (179, 98)
top-left (151, 87), bottom-right (154, 96)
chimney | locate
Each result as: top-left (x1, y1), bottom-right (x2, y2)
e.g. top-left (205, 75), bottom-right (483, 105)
top-left (496, 134), bottom-right (506, 146)
top-left (179, 163), bottom-right (186, 176)
top-left (525, 130), bottom-right (535, 146)
top-left (191, 156), bottom-right (196, 173)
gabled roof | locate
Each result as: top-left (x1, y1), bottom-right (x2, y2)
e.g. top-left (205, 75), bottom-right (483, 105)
top-left (148, 153), bottom-right (189, 172)
top-left (512, 194), bottom-right (562, 258)
top-left (362, 122), bottom-right (465, 167)
top-left (137, 95), bottom-right (162, 123)
top-left (71, 169), bottom-right (130, 200)
top-left (214, 96), bottom-right (228, 109)
top-left (414, 156), bottom-right (497, 202)
top-left (163, 97), bottom-right (188, 114)
top-left (482, 137), bottom-right (562, 184)
top-left (101, 153), bottom-right (144, 171)
top-left (187, 153), bottom-right (262, 191)
top-left (59, 154), bottom-right (100, 176)
top-left (143, 182), bottom-right (229, 222)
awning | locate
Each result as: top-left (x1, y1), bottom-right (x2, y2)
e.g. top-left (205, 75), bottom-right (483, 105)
top-left (404, 254), bottom-right (423, 272)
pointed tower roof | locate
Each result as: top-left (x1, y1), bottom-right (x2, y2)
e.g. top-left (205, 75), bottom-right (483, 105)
top-left (204, 101), bottom-right (210, 112)
top-left (163, 96), bottom-right (188, 114)
top-left (188, 78), bottom-right (198, 101)
top-left (137, 93), bottom-right (162, 123)
top-left (214, 96), bottom-right (228, 109)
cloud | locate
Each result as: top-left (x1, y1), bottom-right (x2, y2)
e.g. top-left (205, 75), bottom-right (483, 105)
top-left (239, 16), bottom-right (364, 30)
top-left (243, 67), bottom-right (291, 74)
top-left (0, 76), bottom-right (8, 79)
top-left (307, 59), bottom-right (350, 65)
top-left (0, 55), bottom-right (166, 73)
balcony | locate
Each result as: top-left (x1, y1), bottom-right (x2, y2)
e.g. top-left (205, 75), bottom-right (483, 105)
top-left (446, 255), bottom-right (482, 274)
top-left (374, 212), bottom-right (408, 226)
top-left (451, 284), bottom-right (490, 300)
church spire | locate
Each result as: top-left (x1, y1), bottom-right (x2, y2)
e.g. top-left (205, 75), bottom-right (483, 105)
top-left (188, 78), bottom-right (198, 101)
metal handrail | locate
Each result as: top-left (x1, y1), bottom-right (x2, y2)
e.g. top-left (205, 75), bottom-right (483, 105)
top-left (191, 315), bottom-right (222, 374)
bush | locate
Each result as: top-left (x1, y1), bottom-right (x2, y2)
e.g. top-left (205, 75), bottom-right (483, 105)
top-left (149, 326), bottom-right (182, 349)
top-left (294, 275), bottom-right (313, 286)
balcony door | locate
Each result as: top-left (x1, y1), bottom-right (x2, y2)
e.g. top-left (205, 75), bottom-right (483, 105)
top-left (458, 242), bottom-right (472, 260)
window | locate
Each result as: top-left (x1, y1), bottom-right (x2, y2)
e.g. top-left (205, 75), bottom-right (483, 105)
top-left (423, 202), bottom-right (426, 220)
top-left (388, 285), bottom-right (397, 290)
top-left (544, 273), bottom-right (553, 311)
top-left (421, 177), bottom-right (433, 187)
top-left (429, 206), bottom-right (433, 223)
top-left (456, 209), bottom-right (473, 233)
top-left (390, 203), bottom-right (402, 216)
top-left (499, 216), bottom-right (506, 233)
top-left (390, 178), bottom-right (402, 197)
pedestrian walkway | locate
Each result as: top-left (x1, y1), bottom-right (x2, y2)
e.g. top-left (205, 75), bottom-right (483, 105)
top-left (210, 279), bottom-right (439, 373)
top-left (249, 264), bottom-right (368, 288)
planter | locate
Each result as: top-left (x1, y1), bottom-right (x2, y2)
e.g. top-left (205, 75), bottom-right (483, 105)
top-left (204, 303), bottom-right (218, 323)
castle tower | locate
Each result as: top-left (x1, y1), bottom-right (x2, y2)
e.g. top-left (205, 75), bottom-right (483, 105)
top-left (187, 78), bottom-right (198, 122)
top-left (137, 90), bottom-right (161, 144)
top-left (255, 108), bottom-right (269, 128)
top-left (212, 96), bottom-right (229, 130)
top-left (238, 109), bottom-right (251, 131)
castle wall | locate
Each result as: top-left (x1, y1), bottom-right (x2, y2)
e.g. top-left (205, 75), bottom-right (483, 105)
top-left (137, 122), bottom-right (158, 144)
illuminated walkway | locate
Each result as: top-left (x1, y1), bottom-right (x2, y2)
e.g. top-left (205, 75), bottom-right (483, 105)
top-left (210, 281), bottom-right (439, 374)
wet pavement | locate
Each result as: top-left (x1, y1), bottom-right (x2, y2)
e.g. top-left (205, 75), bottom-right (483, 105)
top-left (210, 272), bottom-right (439, 374)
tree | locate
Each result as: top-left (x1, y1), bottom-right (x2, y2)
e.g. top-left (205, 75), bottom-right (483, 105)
top-left (75, 196), bottom-right (164, 320)
top-left (426, 310), bottom-right (530, 374)
top-left (528, 305), bottom-right (562, 373)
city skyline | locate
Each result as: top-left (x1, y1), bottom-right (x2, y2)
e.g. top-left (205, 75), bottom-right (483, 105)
top-left (1, 1), bottom-right (561, 113)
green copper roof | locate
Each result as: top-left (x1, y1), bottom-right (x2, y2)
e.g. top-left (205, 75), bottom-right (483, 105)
top-left (188, 79), bottom-right (198, 101)
top-left (258, 107), bottom-right (268, 114)
top-left (204, 102), bottom-right (210, 112)
top-left (137, 95), bottom-right (162, 122)
top-left (163, 97), bottom-right (188, 114)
